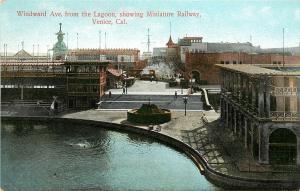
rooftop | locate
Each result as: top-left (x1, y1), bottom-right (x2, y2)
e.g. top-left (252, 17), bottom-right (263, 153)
top-left (68, 48), bottom-right (139, 52)
top-left (64, 60), bottom-right (110, 65)
top-left (183, 37), bottom-right (203, 40)
top-left (215, 64), bottom-right (300, 76)
top-left (0, 61), bottom-right (63, 66)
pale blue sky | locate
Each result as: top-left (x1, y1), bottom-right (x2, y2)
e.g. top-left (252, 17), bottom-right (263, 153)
top-left (0, 0), bottom-right (300, 53)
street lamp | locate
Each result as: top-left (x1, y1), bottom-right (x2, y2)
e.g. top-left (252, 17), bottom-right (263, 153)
top-left (124, 74), bottom-right (128, 94)
top-left (183, 96), bottom-right (188, 116)
top-left (125, 79), bottom-right (128, 94)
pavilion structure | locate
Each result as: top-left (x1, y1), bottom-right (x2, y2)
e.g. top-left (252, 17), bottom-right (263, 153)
top-left (217, 64), bottom-right (300, 165)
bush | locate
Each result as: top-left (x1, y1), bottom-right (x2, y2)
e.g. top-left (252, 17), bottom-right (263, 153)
top-left (127, 104), bottom-right (171, 124)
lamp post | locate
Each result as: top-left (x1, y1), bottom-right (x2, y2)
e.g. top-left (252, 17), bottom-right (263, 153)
top-left (125, 79), bottom-right (128, 94)
top-left (183, 96), bottom-right (188, 116)
top-left (124, 74), bottom-right (128, 94)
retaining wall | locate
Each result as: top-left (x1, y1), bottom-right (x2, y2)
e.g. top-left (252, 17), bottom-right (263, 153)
top-left (2, 116), bottom-right (299, 190)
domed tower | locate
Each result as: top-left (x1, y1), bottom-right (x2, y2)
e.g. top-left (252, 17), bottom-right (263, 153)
top-left (53, 23), bottom-right (67, 60)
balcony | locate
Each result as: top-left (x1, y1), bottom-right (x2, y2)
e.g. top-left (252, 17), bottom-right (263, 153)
top-left (270, 111), bottom-right (299, 121)
top-left (271, 87), bottom-right (298, 96)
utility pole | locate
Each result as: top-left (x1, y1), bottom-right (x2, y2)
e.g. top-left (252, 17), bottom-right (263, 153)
top-left (77, 33), bottom-right (79, 49)
top-left (67, 32), bottom-right (69, 49)
top-left (105, 32), bottom-right (107, 49)
top-left (142, 28), bottom-right (154, 52)
top-left (99, 30), bottom-right (101, 49)
top-left (3, 44), bottom-right (5, 61)
top-left (99, 67), bottom-right (102, 103)
top-left (147, 28), bottom-right (150, 52)
top-left (47, 45), bottom-right (50, 61)
top-left (250, 35), bottom-right (253, 65)
top-left (99, 30), bottom-right (101, 61)
top-left (169, 21), bottom-right (172, 36)
top-left (3, 43), bottom-right (7, 63)
top-left (37, 44), bottom-right (39, 62)
top-left (282, 28), bottom-right (285, 68)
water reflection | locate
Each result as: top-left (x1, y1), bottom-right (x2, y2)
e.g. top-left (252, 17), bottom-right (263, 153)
top-left (127, 131), bottom-right (155, 145)
top-left (1, 120), bottom-right (220, 191)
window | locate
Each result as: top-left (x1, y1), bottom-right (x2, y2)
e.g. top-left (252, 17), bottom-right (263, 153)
top-left (273, 61), bottom-right (277, 65)
top-left (220, 61), bottom-right (224, 64)
top-left (5, 85), bottom-right (14, 88)
top-left (233, 61), bottom-right (237, 64)
top-left (225, 61), bottom-right (229, 64)
top-left (239, 61), bottom-right (242, 64)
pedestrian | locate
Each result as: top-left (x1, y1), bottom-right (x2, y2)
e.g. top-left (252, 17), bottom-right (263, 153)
top-left (109, 91), bottom-right (112, 98)
top-left (174, 91), bottom-right (177, 99)
top-left (122, 87), bottom-right (125, 94)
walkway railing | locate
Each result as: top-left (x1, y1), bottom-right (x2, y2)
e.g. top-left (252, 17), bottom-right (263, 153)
top-left (271, 87), bottom-right (298, 96)
top-left (270, 111), bottom-right (299, 121)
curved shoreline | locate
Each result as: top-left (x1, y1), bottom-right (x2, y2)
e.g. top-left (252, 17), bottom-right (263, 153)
top-left (2, 116), bottom-right (299, 190)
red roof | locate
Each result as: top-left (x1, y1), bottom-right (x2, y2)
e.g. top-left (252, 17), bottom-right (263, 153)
top-left (166, 36), bottom-right (175, 47)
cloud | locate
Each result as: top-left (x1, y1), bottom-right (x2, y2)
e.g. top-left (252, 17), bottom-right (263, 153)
top-left (259, 6), bottom-right (272, 15)
top-left (295, 9), bottom-right (300, 21)
top-left (241, 6), bottom-right (255, 18)
top-left (240, 6), bottom-right (272, 18)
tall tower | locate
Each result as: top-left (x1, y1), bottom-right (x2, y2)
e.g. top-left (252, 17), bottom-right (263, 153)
top-left (53, 23), bottom-right (68, 60)
top-left (147, 28), bottom-right (151, 52)
top-left (143, 28), bottom-right (154, 53)
top-left (142, 28), bottom-right (154, 61)
top-left (166, 21), bottom-right (175, 48)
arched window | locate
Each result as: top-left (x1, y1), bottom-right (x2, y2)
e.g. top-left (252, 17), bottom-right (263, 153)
top-left (269, 128), bottom-right (297, 165)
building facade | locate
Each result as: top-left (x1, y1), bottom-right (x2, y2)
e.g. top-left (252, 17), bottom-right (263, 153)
top-left (1, 61), bottom-right (66, 102)
top-left (185, 52), bottom-right (300, 85)
top-left (217, 64), bottom-right (300, 165)
top-left (178, 36), bottom-right (206, 63)
top-left (64, 61), bottom-right (108, 109)
top-left (1, 60), bottom-right (108, 110)
top-left (66, 48), bottom-right (143, 75)
top-left (67, 48), bottom-right (139, 62)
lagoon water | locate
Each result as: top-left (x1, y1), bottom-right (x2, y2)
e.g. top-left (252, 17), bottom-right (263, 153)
top-left (1, 121), bottom-right (220, 191)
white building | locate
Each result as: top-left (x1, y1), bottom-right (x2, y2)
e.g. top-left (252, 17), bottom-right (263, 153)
top-left (178, 37), bottom-right (207, 63)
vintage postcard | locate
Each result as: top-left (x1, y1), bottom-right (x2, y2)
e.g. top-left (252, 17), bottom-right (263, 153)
top-left (1, 0), bottom-right (300, 190)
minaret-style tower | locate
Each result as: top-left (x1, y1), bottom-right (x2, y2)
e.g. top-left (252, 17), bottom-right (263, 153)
top-left (166, 21), bottom-right (176, 48)
top-left (166, 35), bottom-right (175, 48)
top-left (53, 23), bottom-right (67, 60)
